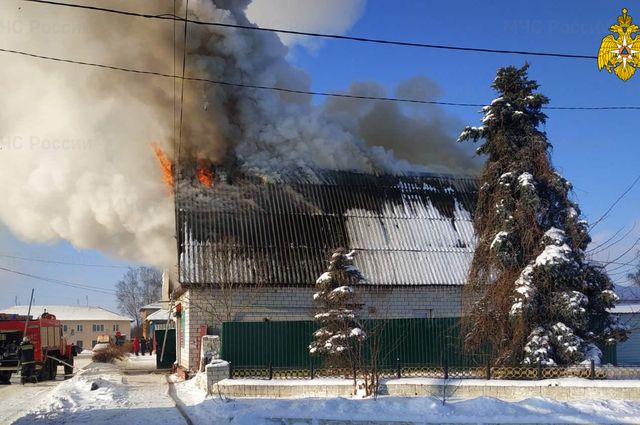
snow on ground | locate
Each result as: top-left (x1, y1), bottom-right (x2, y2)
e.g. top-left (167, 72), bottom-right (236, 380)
top-left (0, 353), bottom-right (94, 424)
top-left (173, 376), bottom-right (640, 424)
top-left (12, 361), bottom-right (186, 425)
top-left (113, 352), bottom-right (158, 371)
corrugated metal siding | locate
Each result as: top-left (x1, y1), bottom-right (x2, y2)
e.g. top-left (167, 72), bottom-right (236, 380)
top-left (178, 171), bottom-right (477, 287)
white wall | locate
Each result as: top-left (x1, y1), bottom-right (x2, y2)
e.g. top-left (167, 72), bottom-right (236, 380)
top-left (61, 320), bottom-right (131, 348)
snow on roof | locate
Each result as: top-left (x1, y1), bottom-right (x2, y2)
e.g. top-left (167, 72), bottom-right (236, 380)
top-left (140, 302), bottom-right (164, 311)
top-left (0, 305), bottom-right (133, 322)
top-left (610, 303), bottom-right (640, 314)
top-left (145, 309), bottom-right (171, 322)
top-left (177, 170), bottom-right (477, 287)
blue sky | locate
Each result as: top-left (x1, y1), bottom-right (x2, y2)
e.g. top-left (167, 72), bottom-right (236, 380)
top-left (1, 1), bottom-right (639, 311)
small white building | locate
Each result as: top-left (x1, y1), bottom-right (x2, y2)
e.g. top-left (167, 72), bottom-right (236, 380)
top-left (0, 305), bottom-right (132, 349)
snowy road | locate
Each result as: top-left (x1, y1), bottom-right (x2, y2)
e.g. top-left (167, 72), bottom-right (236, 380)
top-left (2, 355), bottom-right (187, 425)
top-left (0, 353), bottom-right (93, 424)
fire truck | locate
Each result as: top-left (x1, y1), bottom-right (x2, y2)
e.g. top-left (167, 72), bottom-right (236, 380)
top-left (0, 311), bottom-right (75, 383)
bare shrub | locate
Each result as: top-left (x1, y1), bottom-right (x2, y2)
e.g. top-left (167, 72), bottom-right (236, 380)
top-left (92, 344), bottom-right (126, 363)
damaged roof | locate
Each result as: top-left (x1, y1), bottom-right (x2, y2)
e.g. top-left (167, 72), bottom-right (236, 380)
top-left (177, 170), bottom-right (477, 287)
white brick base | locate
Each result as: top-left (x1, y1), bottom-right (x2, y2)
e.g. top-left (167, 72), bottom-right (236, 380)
top-left (177, 285), bottom-right (463, 370)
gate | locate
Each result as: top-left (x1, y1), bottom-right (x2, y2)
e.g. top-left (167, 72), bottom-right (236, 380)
top-left (155, 328), bottom-right (176, 369)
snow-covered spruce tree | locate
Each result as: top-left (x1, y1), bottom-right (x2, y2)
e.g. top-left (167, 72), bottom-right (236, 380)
top-left (458, 65), bottom-right (628, 366)
top-left (309, 248), bottom-right (366, 376)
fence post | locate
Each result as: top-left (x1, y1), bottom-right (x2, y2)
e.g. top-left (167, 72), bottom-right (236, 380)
top-left (590, 359), bottom-right (595, 380)
top-left (485, 356), bottom-right (491, 380)
top-left (443, 357), bottom-right (449, 381)
top-left (268, 362), bottom-right (273, 380)
top-left (310, 362), bottom-right (315, 380)
top-left (396, 357), bottom-right (401, 379)
top-left (228, 362), bottom-right (233, 379)
top-left (537, 359), bottom-right (543, 380)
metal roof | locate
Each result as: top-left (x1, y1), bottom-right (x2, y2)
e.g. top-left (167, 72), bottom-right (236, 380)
top-left (145, 309), bottom-right (172, 322)
top-left (177, 170), bottom-right (477, 287)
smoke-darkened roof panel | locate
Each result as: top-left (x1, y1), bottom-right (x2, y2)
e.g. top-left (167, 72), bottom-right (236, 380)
top-left (177, 171), bottom-right (477, 287)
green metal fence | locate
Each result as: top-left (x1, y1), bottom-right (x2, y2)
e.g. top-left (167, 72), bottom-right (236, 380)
top-left (220, 318), bottom-right (616, 370)
top-left (221, 318), bottom-right (485, 369)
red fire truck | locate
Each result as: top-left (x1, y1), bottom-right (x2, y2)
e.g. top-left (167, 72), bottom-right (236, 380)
top-left (0, 311), bottom-right (75, 383)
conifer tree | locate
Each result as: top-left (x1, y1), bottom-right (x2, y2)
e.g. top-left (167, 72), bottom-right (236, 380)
top-left (309, 248), bottom-right (366, 365)
top-left (458, 65), bottom-right (628, 366)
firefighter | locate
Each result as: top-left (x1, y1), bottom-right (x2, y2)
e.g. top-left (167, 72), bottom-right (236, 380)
top-left (17, 336), bottom-right (36, 384)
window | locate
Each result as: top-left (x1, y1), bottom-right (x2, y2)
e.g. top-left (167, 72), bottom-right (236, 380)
top-left (113, 324), bottom-right (119, 332)
top-left (76, 340), bottom-right (83, 348)
top-left (91, 340), bottom-right (97, 348)
top-left (63, 325), bottom-right (68, 332)
top-left (77, 324), bottom-right (83, 332)
top-left (92, 324), bottom-right (104, 332)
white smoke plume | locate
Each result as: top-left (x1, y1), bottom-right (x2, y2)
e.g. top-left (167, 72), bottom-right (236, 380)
top-left (246, 0), bottom-right (366, 50)
top-left (0, 0), bottom-right (478, 268)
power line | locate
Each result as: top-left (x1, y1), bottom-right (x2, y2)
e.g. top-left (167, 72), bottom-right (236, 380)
top-left (0, 46), bottom-right (485, 107)
top-left (590, 174), bottom-right (640, 231)
top-left (0, 265), bottom-right (117, 295)
top-left (23, 0), bottom-right (598, 60)
top-left (2, 46), bottom-right (640, 111)
top-left (0, 253), bottom-right (130, 269)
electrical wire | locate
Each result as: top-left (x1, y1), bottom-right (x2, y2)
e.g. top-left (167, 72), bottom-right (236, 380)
top-left (0, 265), bottom-right (117, 295)
top-left (1, 46), bottom-right (639, 110)
top-left (0, 253), bottom-right (130, 269)
top-left (590, 174), bottom-right (640, 231)
top-left (22, 0), bottom-right (598, 60)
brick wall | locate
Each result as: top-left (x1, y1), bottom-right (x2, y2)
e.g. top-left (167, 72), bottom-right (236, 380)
top-left (177, 285), bottom-right (463, 370)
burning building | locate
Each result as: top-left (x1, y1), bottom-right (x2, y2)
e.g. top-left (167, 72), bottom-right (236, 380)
top-left (168, 164), bottom-right (477, 370)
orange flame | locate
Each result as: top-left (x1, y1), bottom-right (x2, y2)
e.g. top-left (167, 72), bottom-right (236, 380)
top-left (151, 143), bottom-right (174, 191)
top-left (196, 158), bottom-right (214, 187)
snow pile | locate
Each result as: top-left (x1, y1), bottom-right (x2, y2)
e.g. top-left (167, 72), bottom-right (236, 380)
top-left (15, 362), bottom-right (183, 425)
top-left (21, 364), bottom-right (127, 422)
top-left (173, 384), bottom-right (640, 425)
